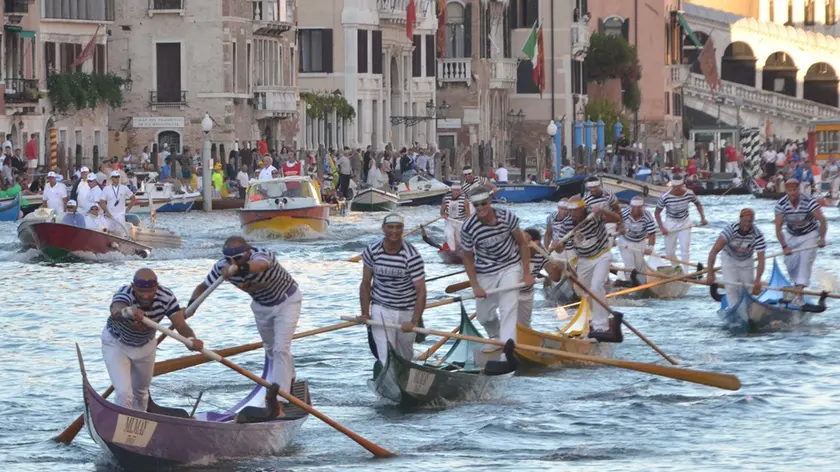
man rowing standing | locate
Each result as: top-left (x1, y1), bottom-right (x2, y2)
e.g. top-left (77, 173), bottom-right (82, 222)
top-left (519, 228), bottom-right (563, 327)
top-left (462, 185), bottom-right (534, 350)
top-left (190, 236), bottom-right (301, 410)
top-left (617, 196), bottom-right (656, 283)
top-left (544, 199), bottom-right (569, 251)
top-left (440, 181), bottom-right (470, 252)
top-left (462, 166), bottom-right (497, 213)
top-left (103, 269), bottom-right (204, 411)
top-left (358, 213), bottom-right (426, 362)
top-left (774, 178), bottom-right (827, 303)
top-left (655, 174), bottom-right (707, 267)
top-left (707, 208), bottom-right (766, 308)
top-left (583, 176), bottom-right (621, 213)
top-left (556, 196), bottom-right (621, 335)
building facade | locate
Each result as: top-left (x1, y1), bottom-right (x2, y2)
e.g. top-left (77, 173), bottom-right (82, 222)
top-left (108, 0), bottom-right (298, 159)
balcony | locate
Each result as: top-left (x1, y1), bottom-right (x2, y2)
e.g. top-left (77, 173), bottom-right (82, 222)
top-left (571, 21), bottom-right (590, 57)
top-left (668, 64), bottom-right (689, 88)
top-left (437, 58), bottom-right (471, 85)
top-left (4, 0), bottom-right (28, 16)
top-left (43, 0), bottom-right (115, 21)
top-left (378, 0), bottom-right (424, 23)
top-left (149, 90), bottom-right (187, 107)
top-left (490, 58), bottom-right (516, 89)
top-left (4, 78), bottom-right (39, 104)
top-left (252, 0), bottom-right (293, 36)
top-left (253, 86), bottom-right (297, 119)
top-left (148, 0), bottom-right (184, 16)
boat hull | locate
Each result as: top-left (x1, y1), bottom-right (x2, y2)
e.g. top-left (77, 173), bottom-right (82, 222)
top-left (30, 222), bottom-right (152, 261)
top-left (194, 197), bottom-right (245, 210)
top-left (133, 200), bottom-right (196, 213)
top-left (16, 209), bottom-right (56, 248)
top-left (350, 188), bottom-right (399, 212)
top-left (542, 277), bottom-right (579, 305)
top-left (494, 184), bottom-right (556, 203)
top-left (599, 173), bottom-right (667, 205)
top-left (398, 189), bottom-right (448, 206)
top-left (515, 324), bottom-right (615, 369)
top-left (641, 265), bottom-right (690, 299)
top-left (239, 205), bottom-right (330, 237)
top-left (549, 175), bottom-right (587, 201)
top-left (0, 194), bottom-right (20, 221)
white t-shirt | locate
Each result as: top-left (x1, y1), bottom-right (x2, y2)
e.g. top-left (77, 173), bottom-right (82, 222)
top-left (496, 167), bottom-right (509, 183)
top-left (415, 154), bottom-right (429, 173)
top-left (85, 214), bottom-right (107, 231)
top-left (85, 184), bottom-right (102, 212)
top-left (762, 150), bottom-right (775, 164)
top-left (100, 184), bottom-right (133, 215)
top-left (775, 152), bottom-right (787, 166)
top-left (237, 171), bottom-right (250, 188)
top-left (76, 180), bottom-right (90, 209)
top-left (43, 182), bottom-right (68, 212)
top-left (337, 156), bottom-right (352, 175)
top-left (258, 166), bottom-right (277, 180)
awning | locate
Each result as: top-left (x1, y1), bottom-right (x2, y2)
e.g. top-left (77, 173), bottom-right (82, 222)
top-left (19, 30), bottom-right (35, 39)
top-left (676, 14), bottom-right (704, 48)
top-left (4, 25), bottom-right (22, 32)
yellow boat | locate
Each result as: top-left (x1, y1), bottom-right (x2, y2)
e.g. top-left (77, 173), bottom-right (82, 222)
top-left (515, 298), bottom-right (616, 368)
top-left (239, 176), bottom-right (331, 239)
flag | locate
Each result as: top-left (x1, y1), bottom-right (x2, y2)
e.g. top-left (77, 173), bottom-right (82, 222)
top-left (71, 24), bottom-right (101, 70)
top-left (406, 0), bottom-right (416, 40)
top-left (436, 0), bottom-right (447, 57)
top-left (697, 38), bottom-right (720, 96)
top-left (521, 20), bottom-right (545, 96)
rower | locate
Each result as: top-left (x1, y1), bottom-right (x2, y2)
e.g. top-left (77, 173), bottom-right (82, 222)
top-left (544, 198), bottom-right (569, 252)
top-left (103, 269), bottom-right (204, 411)
top-left (358, 213), bottom-right (427, 362)
top-left (42, 171), bottom-right (68, 213)
top-left (61, 200), bottom-right (86, 228)
top-left (617, 196), bottom-right (656, 283)
top-left (707, 208), bottom-right (767, 307)
top-left (556, 196), bottom-right (621, 335)
top-left (519, 228), bottom-right (563, 327)
top-left (583, 176), bottom-right (622, 234)
top-left (461, 166), bottom-right (497, 212)
top-left (461, 185), bottom-right (534, 351)
top-left (99, 170), bottom-right (135, 236)
top-left (774, 178), bottom-right (828, 302)
top-left (440, 181), bottom-right (470, 252)
top-left (190, 236), bottom-right (302, 411)
top-left (654, 173), bottom-right (707, 267)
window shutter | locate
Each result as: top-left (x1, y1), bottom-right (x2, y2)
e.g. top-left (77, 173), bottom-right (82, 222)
top-left (598, 18), bottom-right (604, 33)
top-left (503, 8), bottom-right (511, 57)
top-left (412, 34), bottom-right (422, 77)
top-left (621, 19), bottom-right (630, 42)
top-left (509, 0), bottom-right (518, 30)
top-left (425, 35), bottom-right (435, 77)
top-left (358, 29), bottom-right (368, 73)
top-left (516, 60), bottom-right (538, 94)
top-left (322, 29), bottom-right (334, 73)
top-left (464, 4), bottom-right (472, 57)
top-left (372, 30), bottom-right (383, 74)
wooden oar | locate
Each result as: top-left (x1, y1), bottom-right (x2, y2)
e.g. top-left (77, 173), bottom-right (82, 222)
top-left (427, 282), bottom-right (526, 309)
top-left (548, 213), bottom-right (594, 253)
top-left (343, 317), bottom-right (741, 391)
top-left (446, 274), bottom-right (545, 294)
top-left (142, 318), bottom-right (395, 458)
top-left (427, 269), bottom-right (466, 283)
top-left (347, 216), bottom-right (443, 262)
top-left (416, 313), bottom-right (477, 361)
top-left (185, 268), bottom-right (230, 317)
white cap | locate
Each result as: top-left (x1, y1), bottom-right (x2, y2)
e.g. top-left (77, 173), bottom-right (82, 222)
top-left (585, 180), bottom-right (600, 188)
top-left (630, 196), bottom-right (645, 207)
top-left (110, 170), bottom-right (121, 177)
top-left (87, 173), bottom-right (98, 181)
top-left (450, 181), bottom-right (461, 189)
top-left (47, 171), bottom-right (57, 178)
top-left (469, 191), bottom-right (491, 203)
top-left (67, 199), bottom-right (77, 206)
top-left (383, 213), bottom-right (404, 225)
top-left (80, 166), bottom-right (90, 172)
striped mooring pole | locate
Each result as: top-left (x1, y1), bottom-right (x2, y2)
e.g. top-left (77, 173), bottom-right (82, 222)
top-left (49, 128), bottom-right (57, 171)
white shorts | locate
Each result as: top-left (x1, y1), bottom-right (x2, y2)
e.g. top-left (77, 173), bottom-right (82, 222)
top-left (28, 159), bottom-right (37, 169)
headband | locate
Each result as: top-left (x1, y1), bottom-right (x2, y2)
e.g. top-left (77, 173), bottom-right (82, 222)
top-left (785, 178), bottom-right (800, 187)
top-left (132, 277), bottom-right (158, 289)
top-left (670, 177), bottom-right (684, 186)
top-left (630, 197), bottom-right (645, 207)
top-left (462, 169), bottom-right (473, 175)
top-left (585, 180), bottom-right (600, 188)
top-left (223, 245), bottom-right (251, 257)
top-left (450, 181), bottom-right (461, 189)
top-left (469, 192), bottom-right (491, 203)
top-left (383, 213), bottom-right (404, 225)
top-left (566, 199), bottom-right (585, 209)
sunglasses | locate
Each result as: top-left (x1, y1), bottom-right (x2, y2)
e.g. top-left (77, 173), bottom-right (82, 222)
top-left (225, 253), bottom-right (248, 264)
top-left (474, 200), bottom-right (491, 207)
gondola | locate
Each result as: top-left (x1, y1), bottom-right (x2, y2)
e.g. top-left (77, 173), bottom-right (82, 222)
top-left (0, 193), bottom-right (20, 221)
top-left (542, 276), bottom-right (579, 305)
top-left (549, 175), bottom-right (587, 201)
top-left (712, 260), bottom-right (827, 333)
top-left (616, 258), bottom-right (693, 299)
top-left (420, 227), bottom-right (463, 265)
top-left (369, 305), bottom-right (516, 408)
top-left (515, 298), bottom-right (617, 369)
top-left (76, 345), bottom-right (310, 469)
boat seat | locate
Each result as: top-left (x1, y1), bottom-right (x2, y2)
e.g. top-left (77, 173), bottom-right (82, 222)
top-left (147, 396), bottom-right (191, 419)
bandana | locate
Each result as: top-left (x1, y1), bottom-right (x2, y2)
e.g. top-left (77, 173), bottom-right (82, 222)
top-left (630, 196), bottom-right (645, 207)
top-left (469, 192), bottom-right (491, 203)
top-left (223, 245), bottom-right (251, 257)
top-left (383, 213), bottom-right (404, 225)
top-left (670, 177), bottom-right (684, 186)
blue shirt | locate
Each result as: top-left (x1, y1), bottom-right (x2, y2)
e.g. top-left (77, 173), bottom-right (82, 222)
top-left (61, 212), bottom-right (86, 228)
top-left (161, 165), bottom-right (172, 180)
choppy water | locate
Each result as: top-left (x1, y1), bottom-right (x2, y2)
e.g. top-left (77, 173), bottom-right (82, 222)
top-left (2, 195), bottom-right (840, 471)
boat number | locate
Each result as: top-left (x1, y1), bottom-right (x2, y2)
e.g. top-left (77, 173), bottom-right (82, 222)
top-left (405, 368), bottom-right (435, 395)
top-left (505, 187), bottom-right (525, 191)
top-left (112, 414), bottom-right (158, 448)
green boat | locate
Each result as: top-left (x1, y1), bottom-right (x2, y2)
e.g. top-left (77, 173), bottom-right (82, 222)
top-left (350, 187), bottom-right (399, 212)
top-left (369, 304), bottom-right (516, 408)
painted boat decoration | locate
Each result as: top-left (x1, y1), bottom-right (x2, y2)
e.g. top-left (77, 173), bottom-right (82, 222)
top-left (239, 176), bottom-right (331, 238)
top-left (493, 184), bottom-right (557, 203)
top-left (420, 227), bottom-right (463, 265)
top-left (369, 305), bottom-right (515, 408)
top-left (395, 175), bottom-right (449, 206)
top-left (713, 259), bottom-right (827, 333)
top-left (350, 187), bottom-right (399, 212)
top-left (599, 173), bottom-right (668, 205)
top-left (0, 193), bottom-right (21, 221)
top-left (77, 346), bottom-right (309, 469)
top-left (30, 222), bottom-right (152, 262)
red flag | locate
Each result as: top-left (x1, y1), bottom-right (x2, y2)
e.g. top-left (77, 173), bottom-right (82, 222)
top-left (71, 24), bottom-right (101, 70)
top-left (437, 0), bottom-right (447, 57)
top-left (697, 38), bottom-right (720, 96)
top-left (406, 0), bottom-right (416, 40)
top-left (535, 23), bottom-right (546, 97)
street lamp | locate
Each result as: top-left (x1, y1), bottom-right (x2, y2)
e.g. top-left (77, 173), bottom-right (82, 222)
top-left (547, 120), bottom-right (562, 182)
top-left (201, 111), bottom-right (213, 211)
top-left (506, 109), bottom-right (524, 126)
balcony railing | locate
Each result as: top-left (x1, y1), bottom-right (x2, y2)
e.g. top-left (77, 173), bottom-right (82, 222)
top-left (4, 78), bottom-right (40, 104)
top-left (378, 0), bottom-right (429, 21)
top-left (42, 0), bottom-right (115, 20)
top-left (5, 0), bottom-right (28, 14)
top-left (437, 58), bottom-right (471, 85)
top-left (253, 87), bottom-right (297, 118)
top-left (252, 0), bottom-right (293, 35)
top-left (149, 90), bottom-right (187, 107)
top-left (150, 0), bottom-right (183, 10)
top-left (571, 21), bottom-right (590, 57)
top-left (490, 58), bottom-right (516, 89)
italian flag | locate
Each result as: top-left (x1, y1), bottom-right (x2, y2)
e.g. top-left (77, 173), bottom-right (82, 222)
top-left (521, 20), bottom-right (545, 96)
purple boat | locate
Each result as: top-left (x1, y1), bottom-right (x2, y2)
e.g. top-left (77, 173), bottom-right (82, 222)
top-left (76, 344), bottom-right (309, 469)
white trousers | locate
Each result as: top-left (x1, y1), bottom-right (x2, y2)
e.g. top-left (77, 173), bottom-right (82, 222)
top-left (444, 218), bottom-right (463, 251)
top-left (664, 217), bottom-right (691, 266)
top-left (721, 254), bottom-right (755, 308)
top-left (517, 290), bottom-right (534, 328)
top-left (726, 161), bottom-right (739, 174)
top-left (107, 213), bottom-right (128, 236)
top-left (476, 264), bottom-right (522, 342)
top-left (576, 250), bottom-right (613, 330)
top-left (617, 237), bottom-right (647, 281)
top-left (101, 328), bottom-right (156, 411)
top-left (830, 177), bottom-right (840, 197)
top-left (800, 182), bottom-right (812, 196)
top-left (252, 289), bottom-right (302, 398)
top-left (370, 304), bottom-right (415, 362)
top-left (784, 231), bottom-right (819, 287)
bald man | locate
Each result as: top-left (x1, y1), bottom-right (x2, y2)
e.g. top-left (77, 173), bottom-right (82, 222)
top-left (103, 269), bottom-right (204, 411)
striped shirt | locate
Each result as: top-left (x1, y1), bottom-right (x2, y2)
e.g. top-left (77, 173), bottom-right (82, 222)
top-left (522, 251), bottom-right (548, 294)
top-left (656, 189), bottom-right (698, 221)
top-left (557, 211), bottom-right (611, 258)
top-left (774, 194), bottom-right (820, 236)
top-left (546, 211), bottom-right (566, 242)
top-left (461, 207), bottom-right (522, 274)
top-left (621, 207), bottom-right (656, 242)
top-left (462, 176), bottom-right (489, 196)
top-left (584, 189), bottom-right (617, 210)
top-left (362, 240), bottom-right (425, 310)
top-left (204, 248), bottom-right (297, 306)
top-left (442, 191), bottom-right (467, 220)
top-left (107, 285), bottom-right (180, 347)
top-left (720, 222), bottom-right (767, 261)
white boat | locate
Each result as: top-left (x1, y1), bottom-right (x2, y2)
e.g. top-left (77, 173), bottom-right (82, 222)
top-left (394, 174), bottom-right (449, 206)
top-left (133, 175), bottom-right (200, 213)
top-left (17, 207), bottom-right (57, 248)
top-left (350, 187), bottom-right (399, 212)
top-left (598, 173), bottom-right (668, 205)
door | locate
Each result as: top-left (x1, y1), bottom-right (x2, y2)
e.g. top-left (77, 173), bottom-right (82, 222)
top-left (439, 134), bottom-right (456, 179)
top-left (158, 131), bottom-right (181, 156)
top-left (156, 43), bottom-right (182, 103)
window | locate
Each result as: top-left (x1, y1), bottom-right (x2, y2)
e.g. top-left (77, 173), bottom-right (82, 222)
top-left (515, 60), bottom-right (540, 94)
top-left (247, 42), bottom-right (252, 92)
top-left (602, 17), bottom-right (627, 41)
top-left (786, 0), bottom-right (793, 25)
top-left (572, 59), bottom-right (586, 94)
top-left (673, 92), bottom-right (682, 117)
top-left (299, 29), bottom-right (333, 73)
top-left (155, 42), bottom-right (182, 103)
top-left (60, 43), bottom-right (82, 73)
top-left (828, 0), bottom-right (837, 25)
top-left (75, 130), bottom-right (83, 155)
top-left (45, 42), bottom-right (56, 76)
top-left (425, 35), bottom-right (435, 77)
top-left (358, 30), bottom-right (368, 73)
top-left (664, 92), bottom-right (670, 115)
top-left (817, 130), bottom-right (840, 154)
top-left (445, 2), bottom-right (468, 58)
top-left (511, 0), bottom-right (538, 29)
top-left (805, 0), bottom-right (815, 25)
top-left (412, 35), bottom-right (422, 77)
top-left (232, 41), bottom-right (238, 92)
top-left (93, 44), bottom-right (106, 75)
top-left (59, 129), bottom-right (67, 152)
top-left (372, 30), bottom-right (383, 74)
top-left (480, 2), bottom-right (489, 59)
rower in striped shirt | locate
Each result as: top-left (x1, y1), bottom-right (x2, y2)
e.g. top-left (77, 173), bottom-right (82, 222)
top-left (358, 213), bottom-right (427, 362)
top-left (616, 196), bottom-right (657, 282)
top-left (519, 228), bottom-right (564, 327)
top-left (707, 209), bottom-right (767, 307)
top-left (774, 178), bottom-right (827, 296)
top-left (544, 198), bottom-right (570, 251)
top-left (583, 176), bottom-right (621, 213)
top-left (462, 166), bottom-right (497, 213)
top-left (461, 185), bottom-right (533, 351)
top-left (103, 269), bottom-right (204, 411)
top-left (190, 236), bottom-right (301, 411)
top-left (439, 181), bottom-right (470, 252)
top-left (654, 174), bottom-right (707, 267)
top-left (556, 196), bottom-right (621, 334)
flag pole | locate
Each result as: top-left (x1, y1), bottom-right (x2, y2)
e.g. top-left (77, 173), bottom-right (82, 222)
top-left (550, 3), bottom-right (555, 121)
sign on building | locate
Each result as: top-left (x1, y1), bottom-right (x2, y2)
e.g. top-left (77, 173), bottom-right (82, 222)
top-left (132, 117), bottom-right (185, 128)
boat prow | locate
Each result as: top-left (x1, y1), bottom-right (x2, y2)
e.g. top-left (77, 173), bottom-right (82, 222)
top-left (239, 176), bottom-right (330, 238)
top-left (31, 222), bottom-right (153, 262)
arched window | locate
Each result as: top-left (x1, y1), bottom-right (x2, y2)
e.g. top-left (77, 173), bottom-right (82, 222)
top-left (445, 2), bottom-right (467, 58)
top-left (769, 0), bottom-right (774, 22)
top-left (603, 16), bottom-right (624, 39)
top-left (786, 0), bottom-right (793, 25)
top-left (157, 130), bottom-right (181, 155)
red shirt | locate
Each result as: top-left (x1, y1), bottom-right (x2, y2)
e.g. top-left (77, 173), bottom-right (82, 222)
top-left (725, 145), bottom-right (737, 163)
top-left (257, 140), bottom-right (268, 157)
top-left (25, 139), bottom-right (37, 161)
top-left (282, 161), bottom-right (302, 177)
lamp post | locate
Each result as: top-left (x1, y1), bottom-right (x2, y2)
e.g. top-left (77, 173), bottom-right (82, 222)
top-left (547, 120), bottom-right (560, 182)
top-left (507, 109), bottom-right (525, 180)
top-left (201, 112), bottom-right (213, 212)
